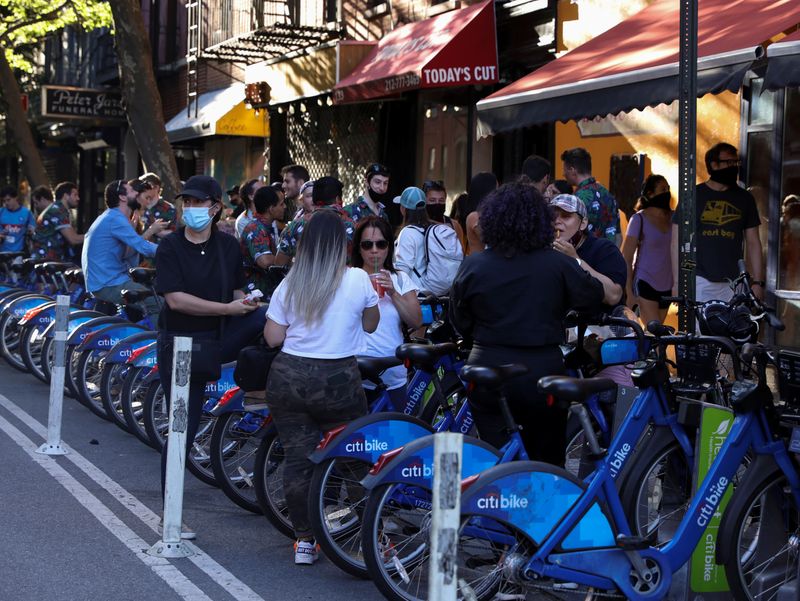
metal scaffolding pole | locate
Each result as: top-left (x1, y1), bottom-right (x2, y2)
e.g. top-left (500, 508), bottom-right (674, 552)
top-left (677, 0), bottom-right (698, 331)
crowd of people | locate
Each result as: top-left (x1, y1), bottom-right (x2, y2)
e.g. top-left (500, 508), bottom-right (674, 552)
top-left (0, 140), bottom-right (770, 564)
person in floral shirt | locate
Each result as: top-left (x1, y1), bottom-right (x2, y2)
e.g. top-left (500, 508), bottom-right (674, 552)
top-left (241, 186), bottom-right (285, 296)
top-left (30, 181), bottom-right (84, 261)
top-left (275, 176), bottom-right (355, 266)
top-left (561, 147), bottom-right (622, 246)
top-left (132, 174), bottom-right (176, 267)
top-left (344, 163), bottom-right (391, 223)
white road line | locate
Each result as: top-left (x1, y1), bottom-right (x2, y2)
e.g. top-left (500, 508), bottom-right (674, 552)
top-left (0, 394), bottom-right (266, 601)
top-left (0, 412), bottom-right (214, 601)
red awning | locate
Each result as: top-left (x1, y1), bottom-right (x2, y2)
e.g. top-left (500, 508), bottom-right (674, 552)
top-left (477, 0), bottom-right (800, 135)
top-left (333, 0), bottom-right (498, 104)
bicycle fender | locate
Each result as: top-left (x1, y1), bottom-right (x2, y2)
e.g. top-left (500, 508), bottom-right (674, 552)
top-left (2, 295), bottom-right (51, 318)
top-left (122, 341), bottom-right (157, 367)
top-left (76, 322), bottom-right (149, 351)
top-left (208, 387), bottom-right (244, 416)
top-left (66, 315), bottom-right (128, 346)
top-left (460, 461), bottom-right (616, 548)
top-left (715, 453), bottom-right (781, 565)
top-left (361, 434), bottom-right (500, 490)
top-left (20, 303), bottom-right (88, 328)
top-left (309, 413), bottom-right (433, 464)
top-left (204, 363), bottom-right (238, 401)
top-left (41, 311), bottom-right (105, 339)
top-left (103, 331), bottom-right (158, 364)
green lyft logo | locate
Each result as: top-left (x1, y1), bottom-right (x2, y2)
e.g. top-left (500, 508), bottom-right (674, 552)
top-left (690, 408), bottom-right (733, 593)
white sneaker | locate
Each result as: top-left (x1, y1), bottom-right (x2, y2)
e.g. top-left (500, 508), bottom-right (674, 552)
top-left (294, 540), bottom-right (319, 565)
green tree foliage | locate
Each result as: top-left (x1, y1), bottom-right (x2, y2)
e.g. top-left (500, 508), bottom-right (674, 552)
top-left (0, 0), bottom-right (113, 72)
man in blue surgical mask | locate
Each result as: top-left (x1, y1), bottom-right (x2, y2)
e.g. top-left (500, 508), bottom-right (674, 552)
top-left (81, 179), bottom-right (167, 319)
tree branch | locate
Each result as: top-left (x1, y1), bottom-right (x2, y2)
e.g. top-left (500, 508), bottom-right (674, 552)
top-left (0, 0), bottom-right (75, 43)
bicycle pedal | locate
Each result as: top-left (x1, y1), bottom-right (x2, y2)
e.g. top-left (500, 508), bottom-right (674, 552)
top-left (615, 533), bottom-right (653, 551)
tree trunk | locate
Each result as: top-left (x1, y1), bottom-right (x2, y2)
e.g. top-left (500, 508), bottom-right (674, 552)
top-left (0, 49), bottom-right (50, 188)
top-left (108, 0), bottom-right (181, 203)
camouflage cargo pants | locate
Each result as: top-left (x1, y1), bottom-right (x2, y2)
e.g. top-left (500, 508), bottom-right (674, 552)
top-left (266, 351), bottom-right (368, 539)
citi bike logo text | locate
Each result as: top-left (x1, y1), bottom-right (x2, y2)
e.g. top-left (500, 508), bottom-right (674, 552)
top-left (697, 476), bottom-right (729, 528)
top-left (97, 337), bottom-right (121, 347)
top-left (477, 491), bottom-right (529, 510)
top-left (400, 461), bottom-right (433, 478)
top-left (459, 412), bottom-right (474, 435)
top-left (344, 437), bottom-right (389, 453)
top-left (404, 379), bottom-right (427, 415)
top-left (608, 442), bottom-right (632, 478)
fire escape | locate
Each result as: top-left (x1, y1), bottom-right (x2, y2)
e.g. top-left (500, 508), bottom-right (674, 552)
top-left (186, 0), bottom-right (345, 117)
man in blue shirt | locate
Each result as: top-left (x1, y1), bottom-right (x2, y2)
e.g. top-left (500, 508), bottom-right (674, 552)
top-left (81, 179), bottom-right (167, 319)
top-left (0, 186), bottom-right (35, 253)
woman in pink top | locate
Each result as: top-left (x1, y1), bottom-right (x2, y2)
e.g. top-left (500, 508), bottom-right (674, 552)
top-left (621, 175), bottom-right (674, 325)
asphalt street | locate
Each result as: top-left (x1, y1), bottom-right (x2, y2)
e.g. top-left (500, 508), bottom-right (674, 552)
top-left (0, 361), bottom-right (385, 601)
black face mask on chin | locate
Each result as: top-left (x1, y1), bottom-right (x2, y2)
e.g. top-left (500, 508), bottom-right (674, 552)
top-left (426, 204), bottom-right (446, 222)
top-left (709, 166), bottom-right (739, 188)
top-left (368, 187), bottom-right (391, 205)
top-left (646, 191), bottom-right (672, 211)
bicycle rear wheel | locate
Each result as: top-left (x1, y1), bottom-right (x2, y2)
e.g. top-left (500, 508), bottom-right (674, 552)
top-left (253, 427), bottom-right (294, 538)
top-left (0, 312), bottom-right (27, 372)
top-left (75, 349), bottom-right (110, 419)
top-left (209, 411), bottom-right (267, 513)
top-left (100, 362), bottom-right (131, 432)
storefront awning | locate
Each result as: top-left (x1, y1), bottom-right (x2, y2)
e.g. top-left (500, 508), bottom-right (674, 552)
top-left (333, 0), bottom-right (498, 104)
top-left (165, 84), bottom-right (269, 143)
top-left (765, 29), bottom-right (800, 90)
top-left (477, 0), bottom-right (800, 136)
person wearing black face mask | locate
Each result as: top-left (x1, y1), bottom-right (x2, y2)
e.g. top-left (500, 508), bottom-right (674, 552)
top-left (423, 179), bottom-right (466, 252)
top-left (621, 174), bottom-right (674, 324)
top-left (671, 142), bottom-right (764, 303)
top-left (343, 163), bottom-right (391, 223)
top-left (80, 179), bottom-right (167, 319)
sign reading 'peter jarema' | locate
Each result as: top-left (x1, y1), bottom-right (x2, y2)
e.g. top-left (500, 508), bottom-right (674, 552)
top-left (41, 85), bottom-right (125, 121)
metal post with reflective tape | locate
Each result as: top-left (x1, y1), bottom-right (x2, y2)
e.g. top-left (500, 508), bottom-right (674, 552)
top-left (37, 295), bottom-right (69, 456)
top-left (147, 336), bottom-right (194, 558)
top-left (428, 432), bottom-right (463, 601)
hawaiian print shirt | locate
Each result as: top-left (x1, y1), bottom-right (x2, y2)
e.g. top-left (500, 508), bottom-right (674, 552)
top-left (575, 178), bottom-right (621, 242)
top-left (277, 205), bottom-right (356, 260)
top-left (240, 214), bottom-right (280, 296)
top-left (140, 199), bottom-right (177, 267)
top-left (343, 196), bottom-right (388, 223)
top-left (31, 202), bottom-right (72, 261)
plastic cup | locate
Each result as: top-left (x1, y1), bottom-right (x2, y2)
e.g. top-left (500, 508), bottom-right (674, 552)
top-left (369, 273), bottom-right (384, 298)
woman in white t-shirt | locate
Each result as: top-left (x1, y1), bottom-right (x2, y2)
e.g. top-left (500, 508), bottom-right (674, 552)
top-left (264, 210), bottom-right (379, 566)
top-left (352, 216), bottom-right (423, 409)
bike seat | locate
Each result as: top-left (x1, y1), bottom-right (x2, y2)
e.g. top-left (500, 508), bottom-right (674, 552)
top-left (12, 258), bottom-right (42, 275)
top-left (396, 342), bottom-right (457, 371)
top-left (537, 375), bottom-right (617, 403)
top-left (92, 298), bottom-right (118, 316)
top-left (34, 262), bottom-right (51, 275)
top-left (357, 356), bottom-right (403, 384)
top-left (0, 251), bottom-right (25, 263)
top-left (44, 262), bottom-right (75, 275)
top-left (64, 267), bottom-right (84, 282)
top-left (460, 364), bottom-right (529, 389)
top-left (121, 289), bottom-right (149, 304)
top-left (128, 267), bottom-right (156, 285)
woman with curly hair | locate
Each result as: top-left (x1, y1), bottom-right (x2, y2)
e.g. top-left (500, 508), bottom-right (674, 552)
top-left (450, 182), bottom-right (605, 466)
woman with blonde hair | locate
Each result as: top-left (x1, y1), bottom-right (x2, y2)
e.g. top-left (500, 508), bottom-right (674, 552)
top-left (264, 209), bottom-right (379, 566)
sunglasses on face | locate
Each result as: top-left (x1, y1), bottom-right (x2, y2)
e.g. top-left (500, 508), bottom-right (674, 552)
top-left (360, 239), bottom-right (389, 250)
top-left (116, 180), bottom-right (126, 196)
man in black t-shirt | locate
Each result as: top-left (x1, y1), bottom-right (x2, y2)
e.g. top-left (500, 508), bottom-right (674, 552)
top-left (671, 142), bottom-right (764, 302)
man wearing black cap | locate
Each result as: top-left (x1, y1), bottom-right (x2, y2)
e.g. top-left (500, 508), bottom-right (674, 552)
top-left (274, 176), bottom-right (356, 266)
top-left (344, 163), bottom-right (391, 223)
top-left (227, 185), bottom-right (244, 219)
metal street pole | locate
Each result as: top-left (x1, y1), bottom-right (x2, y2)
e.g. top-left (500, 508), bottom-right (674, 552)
top-left (677, 0), bottom-right (698, 332)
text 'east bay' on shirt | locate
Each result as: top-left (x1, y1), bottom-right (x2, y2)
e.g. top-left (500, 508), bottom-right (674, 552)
top-left (267, 267), bottom-right (379, 359)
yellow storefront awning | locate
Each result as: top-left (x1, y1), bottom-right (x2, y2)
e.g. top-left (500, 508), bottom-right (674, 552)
top-left (165, 84), bottom-right (269, 143)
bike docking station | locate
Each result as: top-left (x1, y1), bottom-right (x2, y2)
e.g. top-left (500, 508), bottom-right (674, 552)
top-left (147, 336), bottom-right (195, 559)
top-left (36, 295), bottom-right (69, 456)
top-left (428, 431), bottom-right (463, 601)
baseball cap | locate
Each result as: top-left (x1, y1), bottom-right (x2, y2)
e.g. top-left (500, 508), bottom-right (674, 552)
top-left (226, 184), bottom-right (240, 195)
top-left (549, 194), bottom-right (587, 220)
top-left (393, 187), bottom-right (426, 210)
top-left (365, 163), bottom-right (390, 182)
top-left (176, 175), bottom-right (223, 202)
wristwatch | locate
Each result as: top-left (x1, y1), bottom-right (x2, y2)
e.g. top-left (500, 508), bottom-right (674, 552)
top-left (576, 258), bottom-right (583, 268)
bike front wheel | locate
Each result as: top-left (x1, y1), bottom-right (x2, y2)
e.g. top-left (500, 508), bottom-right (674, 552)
top-left (253, 427), bottom-right (294, 538)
